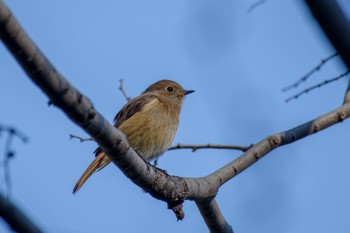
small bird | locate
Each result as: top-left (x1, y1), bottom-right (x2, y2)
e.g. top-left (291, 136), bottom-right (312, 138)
top-left (73, 80), bottom-right (194, 193)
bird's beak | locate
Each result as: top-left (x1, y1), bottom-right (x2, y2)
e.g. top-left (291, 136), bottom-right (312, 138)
top-left (184, 90), bottom-right (195, 95)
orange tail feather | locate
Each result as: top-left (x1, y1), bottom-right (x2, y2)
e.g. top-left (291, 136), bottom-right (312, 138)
top-left (73, 152), bottom-right (111, 194)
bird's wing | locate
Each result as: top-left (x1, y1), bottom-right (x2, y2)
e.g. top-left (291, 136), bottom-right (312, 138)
top-left (93, 93), bottom-right (157, 156)
top-left (113, 93), bottom-right (157, 127)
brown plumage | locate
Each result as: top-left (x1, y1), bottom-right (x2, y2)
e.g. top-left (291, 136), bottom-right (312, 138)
top-left (73, 80), bottom-right (194, 193)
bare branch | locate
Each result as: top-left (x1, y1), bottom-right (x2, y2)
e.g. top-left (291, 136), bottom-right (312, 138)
top-left (343, 78), bottom-right (350, 104)
top-left (169, 143), bottom-right (251, 152)
top-left (0, 124), bottom-right (28, 197)
top-left (206, 102), bottom-right (350, 186)
top-left (304, 1), bottom-right (350, 105)
top-left (196, 199), bottom-right (233, 233)
top-left (69, 134), bottom-right (94, 142)
top-left (118, 79), bottom-right (131, 102)
top-left (285, 70), bottom-right (350, 103)
top-left (3, 132), bottom-right (14, 198)
top-left (305, 0), bottom-right (350, 69)
top-left (247, 0), bottom-right (269, 14)
top-left (0, 1), bottom-right (203, 220)
top-left (282, 52), bottom-right (339, 92)
top-left (0, 191), bottom-right (43, 233)
top-left (0, 124), bottom-right (29, 143)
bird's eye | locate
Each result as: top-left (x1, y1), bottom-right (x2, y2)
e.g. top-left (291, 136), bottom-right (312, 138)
top-left (167, 86), bottom-right (174, 92)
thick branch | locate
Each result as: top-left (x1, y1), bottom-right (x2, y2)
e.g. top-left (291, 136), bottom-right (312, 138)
top-left (0, 0), bottom-right (217, 220)
top-left (305, 0), bottom-right (350, 70)
top-left (304, 1), bottom-right (350, 105)
top-left (0, 192), bottom-right (43, 233)
top-left (0, 0), bottom-right (189, 206)
top-left (196, 199), bottom-right (233, 233)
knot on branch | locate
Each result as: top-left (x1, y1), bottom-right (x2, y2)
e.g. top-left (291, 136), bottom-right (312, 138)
top-left (87, 108), bottom-right (96, 121)
top-left (312, 124), bottom-right (320, 133)
top-left (268, 135), bottom-right (282, 148)
top-left (152, 172), bottom-right (188, 200)
top-left (146, 169), bottom-right (189, 219)
top-left (338, 111), bottom-right (346, 121)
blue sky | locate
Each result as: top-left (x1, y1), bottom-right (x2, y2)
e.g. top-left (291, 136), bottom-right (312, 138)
top-left (1, 0), bottom-right (350, 232)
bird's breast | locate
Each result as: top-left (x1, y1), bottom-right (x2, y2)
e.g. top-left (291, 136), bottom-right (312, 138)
top-left (118, 98), bottom-right (179, 161)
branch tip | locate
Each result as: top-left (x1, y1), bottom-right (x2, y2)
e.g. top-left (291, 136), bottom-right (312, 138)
top-left (282, 52), bottom-right (339, 92)
top-left (118, 79), bottom-right (131, 102)
top-left (69, 134), bottom-right (94, 142)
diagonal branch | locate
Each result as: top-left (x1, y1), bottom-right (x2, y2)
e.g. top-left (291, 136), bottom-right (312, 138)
top-left (0, 0), bottom-right (217, 222)
top-left (0, 124), bottom-right (29, 197)
top-left (344, 79), bottom-right (350, 104)
top-left (118, 79), bottom-right (131, 102)
top-left (285, 70), bottom-right (350, 103)
top-left (196, 199), bottom-right (234, 233)
top-left (304, 0), bottom-right (350, 105)
top-left (0, 191), bottom-right (43, 233)
top-left (304, 0), bottom-right (350, 70)
top-left (247, 0), bottom-right (269, 14)
top-left (205, 102), bottom-right (350, 185)
top-left (282, 52), bottom-right (339, 92)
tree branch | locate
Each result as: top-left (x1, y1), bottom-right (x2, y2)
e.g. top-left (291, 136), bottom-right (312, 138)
top-left (304, 0), bottom-right (350, 105)
top-left (118, 79), bottom-right (131, 102)
top-left (285, 69), bottom-right (350, 102)
top-left (196, 199), bottom-right (234, 233)
top-left (0, 124), bottom-right (28, 197)
top-left (247, 0), bottom-right (269, 14)
top-left (169, 143), bottom-right (251, 152)
top-left (0, 0), bottom-right (217, 222)
top-left (205, 102), bottom-right (350, 185)
top-left (304, 0), bottom-right (350, 70)
top-left (282, 52), bottom-right (339, 92)
top-left (0, 192), bottom-right (43, 233)
top-left (344, 79), bottom-right (350, 104)
top-left (69, 134), bottom-right (94, 142)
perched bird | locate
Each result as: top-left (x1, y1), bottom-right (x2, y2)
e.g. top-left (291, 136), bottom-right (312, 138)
top-left (73, 80), bottom-right (194, 193)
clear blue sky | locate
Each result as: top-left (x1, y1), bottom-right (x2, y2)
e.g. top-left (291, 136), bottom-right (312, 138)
top-left (1, 0), bottom-right (350, 232)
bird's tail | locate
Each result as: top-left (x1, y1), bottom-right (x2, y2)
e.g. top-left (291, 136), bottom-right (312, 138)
top-left (73, 152), bottom-right (111, 194)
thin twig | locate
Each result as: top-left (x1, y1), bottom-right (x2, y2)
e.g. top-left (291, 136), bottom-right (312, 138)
top-left (3, 133), bottom-right (14, 198)
top-left (119, 79), bottom-right (131, 102)
top-left (69, 134), bottom-right (94, 142)
top-left (169, 143), bottom-right (251, 152)
top-left (285, 70), bottom-right (350, 102)
top-left (247, 0), bottom-right (269, 14)
top-left (282, 52), bottom-right (339, 92)
top-left (0, 125), bottom-right (29, 143)
top-left (0, 124), bottom-right (28, 198)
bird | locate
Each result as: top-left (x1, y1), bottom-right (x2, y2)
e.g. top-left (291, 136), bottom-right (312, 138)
top-left (73, 80), bottom-right (194, 193)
